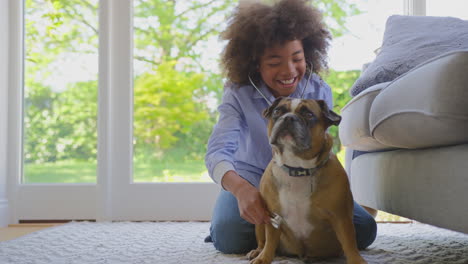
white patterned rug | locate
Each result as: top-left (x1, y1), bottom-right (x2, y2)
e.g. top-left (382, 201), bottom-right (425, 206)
top-left (0, 222), bottom-right (467, 264)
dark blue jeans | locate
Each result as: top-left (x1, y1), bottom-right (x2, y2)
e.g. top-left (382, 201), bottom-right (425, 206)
top-left (209, 189), bottom-right (377, 254)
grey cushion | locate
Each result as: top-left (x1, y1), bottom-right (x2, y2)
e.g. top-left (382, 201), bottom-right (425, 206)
top-left (339, 82), bottom-right (392, 151)
top-left (369, 50), bottom-right (468, 149)
top-left (350, 15), bottom-right (468, 96)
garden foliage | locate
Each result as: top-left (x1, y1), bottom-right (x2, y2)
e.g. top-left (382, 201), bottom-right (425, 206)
top-left (24, 0), bottom-right (360, 165)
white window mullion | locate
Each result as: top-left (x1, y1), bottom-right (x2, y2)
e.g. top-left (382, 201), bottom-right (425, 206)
top-left (97, 0), bottom-right (111, 222)
top-left (97, 0), bottom-right (133, 221)
top-left (0, 2), bottom-right (6, 225)
top-left (6, 0), bottom-right (24, 225)
top-left (404, 0), bottom-right (427, 16)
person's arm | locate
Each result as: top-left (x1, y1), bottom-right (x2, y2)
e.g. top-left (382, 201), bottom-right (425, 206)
top-left (222, 170), bottom-right (270, 225)
top-left (205, 86), bottom-right (269, 225)
top-left (205, 87), bottom-right (243, 185)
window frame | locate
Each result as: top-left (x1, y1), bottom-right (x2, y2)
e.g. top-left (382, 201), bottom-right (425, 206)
top-left (1, 0), bottom-right (429, 225)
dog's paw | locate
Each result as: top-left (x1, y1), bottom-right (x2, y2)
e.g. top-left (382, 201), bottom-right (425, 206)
top-left (347, 256), bottom-right (367, 264)
top-left (247, 248), bottom-right (261, 260)
top-left (348, 260), bottom-right (367, 264)
top-left (250, 257), bottom-right (271, 264)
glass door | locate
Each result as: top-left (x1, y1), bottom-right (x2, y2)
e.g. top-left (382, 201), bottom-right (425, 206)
top-left (9, 0), bottom-right (99, 222)
top-left (9, 0), bottom-right (228, 223)
top-left (105, 0), bottom-right (236, 221)
top-left (9, 0), bottom-right (425, 223)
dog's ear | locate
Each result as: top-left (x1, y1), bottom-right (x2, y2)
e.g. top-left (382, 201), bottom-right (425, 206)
top-left (317, 100), bottom-right (341, 127)
top-left (263, 97), bottom-right (284, 118)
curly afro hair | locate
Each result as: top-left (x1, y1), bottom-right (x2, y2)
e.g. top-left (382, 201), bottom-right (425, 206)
top-left (220, 0), bottom-right (331, 85)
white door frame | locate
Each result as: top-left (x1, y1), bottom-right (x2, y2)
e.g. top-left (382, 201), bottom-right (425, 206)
top-left (7, 0), bottom-right (426, 224)
top-left (1, 0), bottom-right (11, 227)
top-left (99, 0), bottom-right (219, 221)
top-left (6, 0), bottom-right (219, 224)
top-left (404, 0), bottom-right (426, 15)
top-left (7, 0), bottom-right (98, 223)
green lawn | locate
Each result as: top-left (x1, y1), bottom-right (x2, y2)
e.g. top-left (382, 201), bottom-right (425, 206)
top-left (24, 149), bottom-right (347, 184)
top-left (24, 159), bottom-right (211, 183)
top-left (23, 154), bottom-right (407, 222)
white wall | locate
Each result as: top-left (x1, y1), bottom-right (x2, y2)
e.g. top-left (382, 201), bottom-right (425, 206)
top-left (0, 0), bottom-right (10, 227)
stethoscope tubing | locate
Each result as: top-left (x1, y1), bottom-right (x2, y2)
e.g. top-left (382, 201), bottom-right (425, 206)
top-left (249, 62), bottom-right (313, 106)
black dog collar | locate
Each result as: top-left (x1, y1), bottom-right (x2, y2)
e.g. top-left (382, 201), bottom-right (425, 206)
top-left (280, 155), bottom-right (330, 177)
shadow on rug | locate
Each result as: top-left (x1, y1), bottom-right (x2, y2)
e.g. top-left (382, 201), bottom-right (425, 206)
top-left (0, 222), bottom-right (467, 264)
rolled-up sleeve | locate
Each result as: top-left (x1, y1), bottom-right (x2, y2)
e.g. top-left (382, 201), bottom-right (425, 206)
top-left (205, 88), bottom-right (244, 185)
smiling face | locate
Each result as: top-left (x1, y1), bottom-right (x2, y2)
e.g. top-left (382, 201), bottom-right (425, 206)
top-left (258, 40), bottom-right (307, 97)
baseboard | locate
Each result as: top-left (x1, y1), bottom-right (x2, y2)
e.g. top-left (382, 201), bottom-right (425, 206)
top-left (0, 199), bottom-right (9, 227)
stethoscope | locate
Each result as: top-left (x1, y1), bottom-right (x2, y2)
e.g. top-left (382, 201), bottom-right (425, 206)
top-left (248, 62), bottom-right (313, 106)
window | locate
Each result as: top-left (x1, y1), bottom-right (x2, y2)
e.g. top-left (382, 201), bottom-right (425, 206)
top-left (132, 1), bottom-right (235, 183)
top-left (6, 0), bottom-right (437, 223)
top-left (328, 0), bottom-right (405, 71)
top-left (426, 0), bottom-right (468, 19)
top-left (23, 0), bottom-right (99, 183)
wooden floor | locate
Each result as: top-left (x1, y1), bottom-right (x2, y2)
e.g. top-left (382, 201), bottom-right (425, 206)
top-left (0, 224), bottom-right (60, 242)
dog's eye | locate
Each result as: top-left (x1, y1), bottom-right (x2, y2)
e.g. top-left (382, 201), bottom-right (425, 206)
top-left (304, 111), bottom-right (315, 120)
top-left (272, 108), bottom-right (282, 117)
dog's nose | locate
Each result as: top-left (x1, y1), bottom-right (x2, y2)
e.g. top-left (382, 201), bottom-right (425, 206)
top-left (283, 115), bottom-right (296, 123)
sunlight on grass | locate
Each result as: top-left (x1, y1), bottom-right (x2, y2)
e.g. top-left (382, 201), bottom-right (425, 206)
top-left (24, 159), bottom-right (212, 183)
top-left (24, 158), bottom-right (410, 222)
top-left (376, 211), bottom-right (412, 222)
top-left (133, 159), bottom-right (211, 182)
top-left (336, 146), bottom-right (346, 165)
top-left (24, 160), bottom-right (97, 183)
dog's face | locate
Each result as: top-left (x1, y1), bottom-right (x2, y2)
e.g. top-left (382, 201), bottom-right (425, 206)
top-left (263, 98), bottom-right (341, 156)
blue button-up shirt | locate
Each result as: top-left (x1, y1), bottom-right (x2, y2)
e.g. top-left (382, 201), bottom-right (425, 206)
top-left (205, 74), bottom-right (333, 188)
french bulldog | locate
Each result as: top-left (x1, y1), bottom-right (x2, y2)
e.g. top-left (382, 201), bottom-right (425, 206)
top-left (247, 98), bottom-right (367, 264)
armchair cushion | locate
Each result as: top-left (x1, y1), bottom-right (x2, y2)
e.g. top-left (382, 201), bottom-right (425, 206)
top-left (350, 15), bottom-right (468, 96)
top-left (369, 50), bottom-right (468, 149)
top-left (339, 82), bottom-right (392, 151)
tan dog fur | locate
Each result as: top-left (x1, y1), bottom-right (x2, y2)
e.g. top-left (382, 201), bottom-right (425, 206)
top-left (247, 98), bottom-right (367, 264)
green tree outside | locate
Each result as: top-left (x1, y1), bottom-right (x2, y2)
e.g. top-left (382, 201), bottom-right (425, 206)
top-left (324, 70), bottom-right (360, 155)
top-left (24, 0), bottom-right (361, 183)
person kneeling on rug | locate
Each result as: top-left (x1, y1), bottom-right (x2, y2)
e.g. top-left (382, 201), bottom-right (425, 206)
top-left (204, 0), bottom-right (377, 257)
